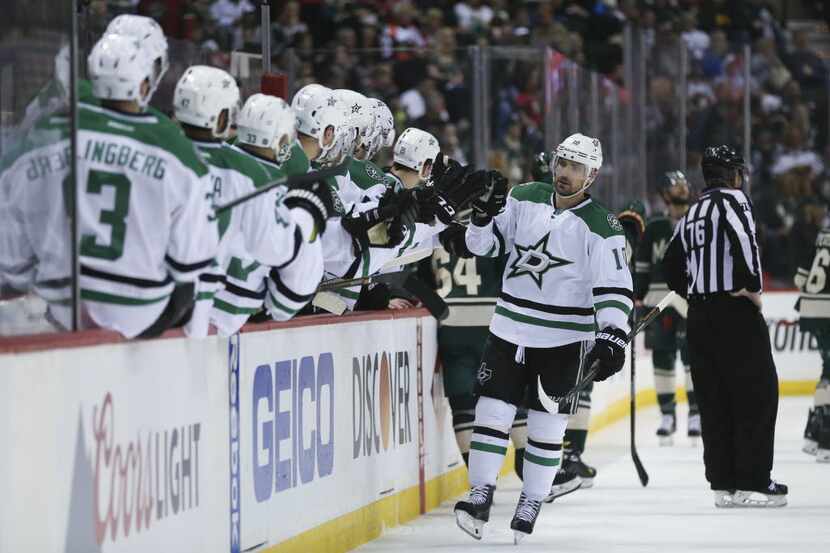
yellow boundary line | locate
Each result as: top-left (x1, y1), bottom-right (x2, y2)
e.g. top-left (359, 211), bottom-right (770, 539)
top-left (265, 381), bottom-right (813, 552)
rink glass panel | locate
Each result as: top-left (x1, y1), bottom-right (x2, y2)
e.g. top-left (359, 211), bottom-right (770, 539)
top-left (0, 1), bottom-right (76, 335)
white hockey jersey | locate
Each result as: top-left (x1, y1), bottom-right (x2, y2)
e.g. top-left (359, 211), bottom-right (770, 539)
top-left (210, 143), bottom-right (323, 336)
top-left (185, 140), bottom-right (304, 337)
top-left (466, 182), bottom-right (633, 348)
top-left (2, 103), bottom-right (218, 338)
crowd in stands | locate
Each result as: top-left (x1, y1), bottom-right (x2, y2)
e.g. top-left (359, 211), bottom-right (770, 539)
top-left (5, 0), bottom-right (830, 328)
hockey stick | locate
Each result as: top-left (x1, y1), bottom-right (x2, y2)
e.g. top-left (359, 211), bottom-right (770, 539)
top-left (629, 304), bottom-right (649, 486)
top-left (315, 248), bottom-right (433, 292)
top-left (537, 291), bottom-right (677, 414)
top-left (211, 160), bottom-right (349, 217)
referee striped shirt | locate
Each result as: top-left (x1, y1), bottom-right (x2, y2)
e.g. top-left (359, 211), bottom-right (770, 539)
top-left (664, 187), bottom-right (762, 297)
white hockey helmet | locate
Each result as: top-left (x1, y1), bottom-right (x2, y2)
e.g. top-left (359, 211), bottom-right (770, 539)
top-left (236, 93), bottom-right (297, 165)
top-left (291, 83), bottom-right (332, 136)
top-left (551, 132), bottom-right (603, 197)
top-left (332, 89), bottom-right (374, 159)
top-left (106, 14), bottom-right (169, 94)
top-left (366, 99), bottom-right (395, 160)
top-left (291, 86), bottom-right (352, 166)
top-left (394, 127), bottom-right (440, 180)
top-left (88, 33), bottom-right (156, 109)
top-left (174, 65), bottom-right (240, 140)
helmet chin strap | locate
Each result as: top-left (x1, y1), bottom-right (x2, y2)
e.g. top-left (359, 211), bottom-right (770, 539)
top-left (554, 177), bottom-right (593, 201)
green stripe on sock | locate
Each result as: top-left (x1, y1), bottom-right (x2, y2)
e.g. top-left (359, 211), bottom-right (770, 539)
top-left (470, 441), bottom-right (507, 455)
top-left (524, 450), bottom-right (561, 467)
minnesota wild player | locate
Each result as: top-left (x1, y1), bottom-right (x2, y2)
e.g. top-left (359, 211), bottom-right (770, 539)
top-left (635, 171), bottom-right (700, 445)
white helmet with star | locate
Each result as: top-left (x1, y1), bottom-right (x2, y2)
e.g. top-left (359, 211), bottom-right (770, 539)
top-left (551, 132), bottom-right (603, 197)
top-left (88, 33), bottom-right (156, 109)
top-left (174, 65), bottom-right (240, 140)
top-left (366, 99), bottom-right (395, 160)
top-left (105, 14), bottom-right (169, 95)
top-left (236, 93), bottom-right (297, 165)
top-left (332, 89), bottom-right (374, 159)
top-left (291, 86), bottom-right (353, 166)
top-left (394, 127), bottom-right (440, 180)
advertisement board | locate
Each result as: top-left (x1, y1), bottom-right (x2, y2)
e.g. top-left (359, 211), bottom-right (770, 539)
top-left (0, 337), bottom-right (230, 552)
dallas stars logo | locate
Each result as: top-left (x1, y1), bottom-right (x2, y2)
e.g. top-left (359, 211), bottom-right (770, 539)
top-left (326, 97), bottom-right (337, 107)
top-left (351, 103), bottom-right (362, 113)
top-left (506, 234), bottom-right (573, 289)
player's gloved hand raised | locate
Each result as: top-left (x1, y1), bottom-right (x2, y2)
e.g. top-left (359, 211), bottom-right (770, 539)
top-left (586, 327), bottom-right (628, 382)
top-left (424, 153), bottom-right (484, 225)
top-left (471, 170), bottom-right (508, 226)
top-left (284, 179), bottom-right (334, 234)
top-left (438, 224), bottom-right (473, 258)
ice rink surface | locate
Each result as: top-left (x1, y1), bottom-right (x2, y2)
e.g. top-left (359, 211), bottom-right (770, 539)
top-left (358, 396), bottom-right (830, 553)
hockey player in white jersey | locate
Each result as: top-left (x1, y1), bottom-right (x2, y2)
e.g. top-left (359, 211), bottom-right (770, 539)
top-left (172, 66), bottom-right (331, 336)
top-left (77, 33), bottom-right (217, 337)
top-left (206, 92), bottom-right (334, 334)
top-left (455, 133), bottom-right (633, 542)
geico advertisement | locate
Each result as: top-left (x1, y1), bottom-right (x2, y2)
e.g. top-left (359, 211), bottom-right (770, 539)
top-left (0, 339), bottom-right (227, 553)
top-left (239, 320), bottom-right (420, 549)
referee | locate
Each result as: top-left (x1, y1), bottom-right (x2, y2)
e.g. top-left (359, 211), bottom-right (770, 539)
top-left (662, 145), bottom-right (787, 508)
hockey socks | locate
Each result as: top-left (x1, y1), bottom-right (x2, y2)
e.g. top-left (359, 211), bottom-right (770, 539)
top-left (467, 397), bottom-right (516, 487)
top-left (523, 409), bottom-right (567, 500)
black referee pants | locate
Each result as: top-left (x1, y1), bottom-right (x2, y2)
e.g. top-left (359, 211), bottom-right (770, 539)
top-left (686, 295), bottom-right (779, 491)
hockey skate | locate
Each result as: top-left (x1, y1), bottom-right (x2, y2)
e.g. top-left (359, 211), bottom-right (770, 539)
top-left (687, 413), bottom-right (701, 445)
top-left (732, 481), bottom-right (788, 508)
top-left (803, 408), bottom-right (819, 455)
top-left (510, 492), bottom-right (543, 544)
top-left (454, 484), bottom-right (495, 540)
top-left (562, 450), bottom-right (597, 488)
top-left (656, 413), bottom-right (676, 446)
top-left (713, 489), bottom-right (736, 508)
top-left (544, 470), bottom-right (582, 503)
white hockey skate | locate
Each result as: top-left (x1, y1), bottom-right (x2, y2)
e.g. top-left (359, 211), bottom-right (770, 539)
top-left (687, 413), bottom-right (701, 446)
top-left (454, 484), bottom-right (495, 540)
top-left (713, 489), bottom-right (735, 508)
top-left (656, 413), bottom-right (676, 446)
top-left (732, 481), bottom-right (788, 508)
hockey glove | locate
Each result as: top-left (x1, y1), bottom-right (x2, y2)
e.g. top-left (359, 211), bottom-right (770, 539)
top-left (471, 170), bottom-right (508, 226)
top-left (284, 179), bottom-right (334, 234)
top-left (425, 154), bottom-right (481, 225)
top-left (341, 188), bottom-right (415, 247)
top-left (586, 327), bottom-right (628, 382)
top-left (438, 224), bottom-right (473, 258)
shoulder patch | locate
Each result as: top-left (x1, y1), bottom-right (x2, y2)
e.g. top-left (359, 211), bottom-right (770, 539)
top-left (607, 213), bottom-right (623, 232)
top-left (509, 181), bottom-right (554, 204)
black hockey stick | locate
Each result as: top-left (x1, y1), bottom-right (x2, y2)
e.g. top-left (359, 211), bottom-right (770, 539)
top-left (629, 305), bottom-right (649, 486)
top-left (211, 160), bottom-right (349, 217)
top-left (538, 292), bottom-right (676, 412)
top-left (316, 270), bottom-right (448, 321)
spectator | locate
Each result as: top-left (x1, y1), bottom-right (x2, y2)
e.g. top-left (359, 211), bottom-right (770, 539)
top-left (454, 0), bottom-right (494, 34)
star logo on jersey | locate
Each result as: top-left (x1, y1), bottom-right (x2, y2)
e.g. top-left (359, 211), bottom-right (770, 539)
top-left (506, 234), bottom-right (573, 289)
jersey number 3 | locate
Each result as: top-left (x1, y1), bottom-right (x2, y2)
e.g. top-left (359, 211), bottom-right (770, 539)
top-left (79, 170), bottom-right (131, 261)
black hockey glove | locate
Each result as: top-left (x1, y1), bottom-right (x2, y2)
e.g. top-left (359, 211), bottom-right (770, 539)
top-left (424, 154), bottom-right (482, 225)
top-left (284, 179), bottom-right (334, 234)
top-left (340, 188), bottom-right (415, 247)
top-left (471, 170), bottom-right (508, 226)
top-left (586, 327), bottom-right (628, 382)
top-left (438, 224), bottom-right (473, 258)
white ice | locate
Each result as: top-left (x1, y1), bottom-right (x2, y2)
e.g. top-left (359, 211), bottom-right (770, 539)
top-left (357, 396), bottom-right (830, 553)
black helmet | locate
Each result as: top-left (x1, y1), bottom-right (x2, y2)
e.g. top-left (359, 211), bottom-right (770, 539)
top-left (660, 170), bottom-right (690, 203)
top-left (701, 145), bottom-right (746, 188)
